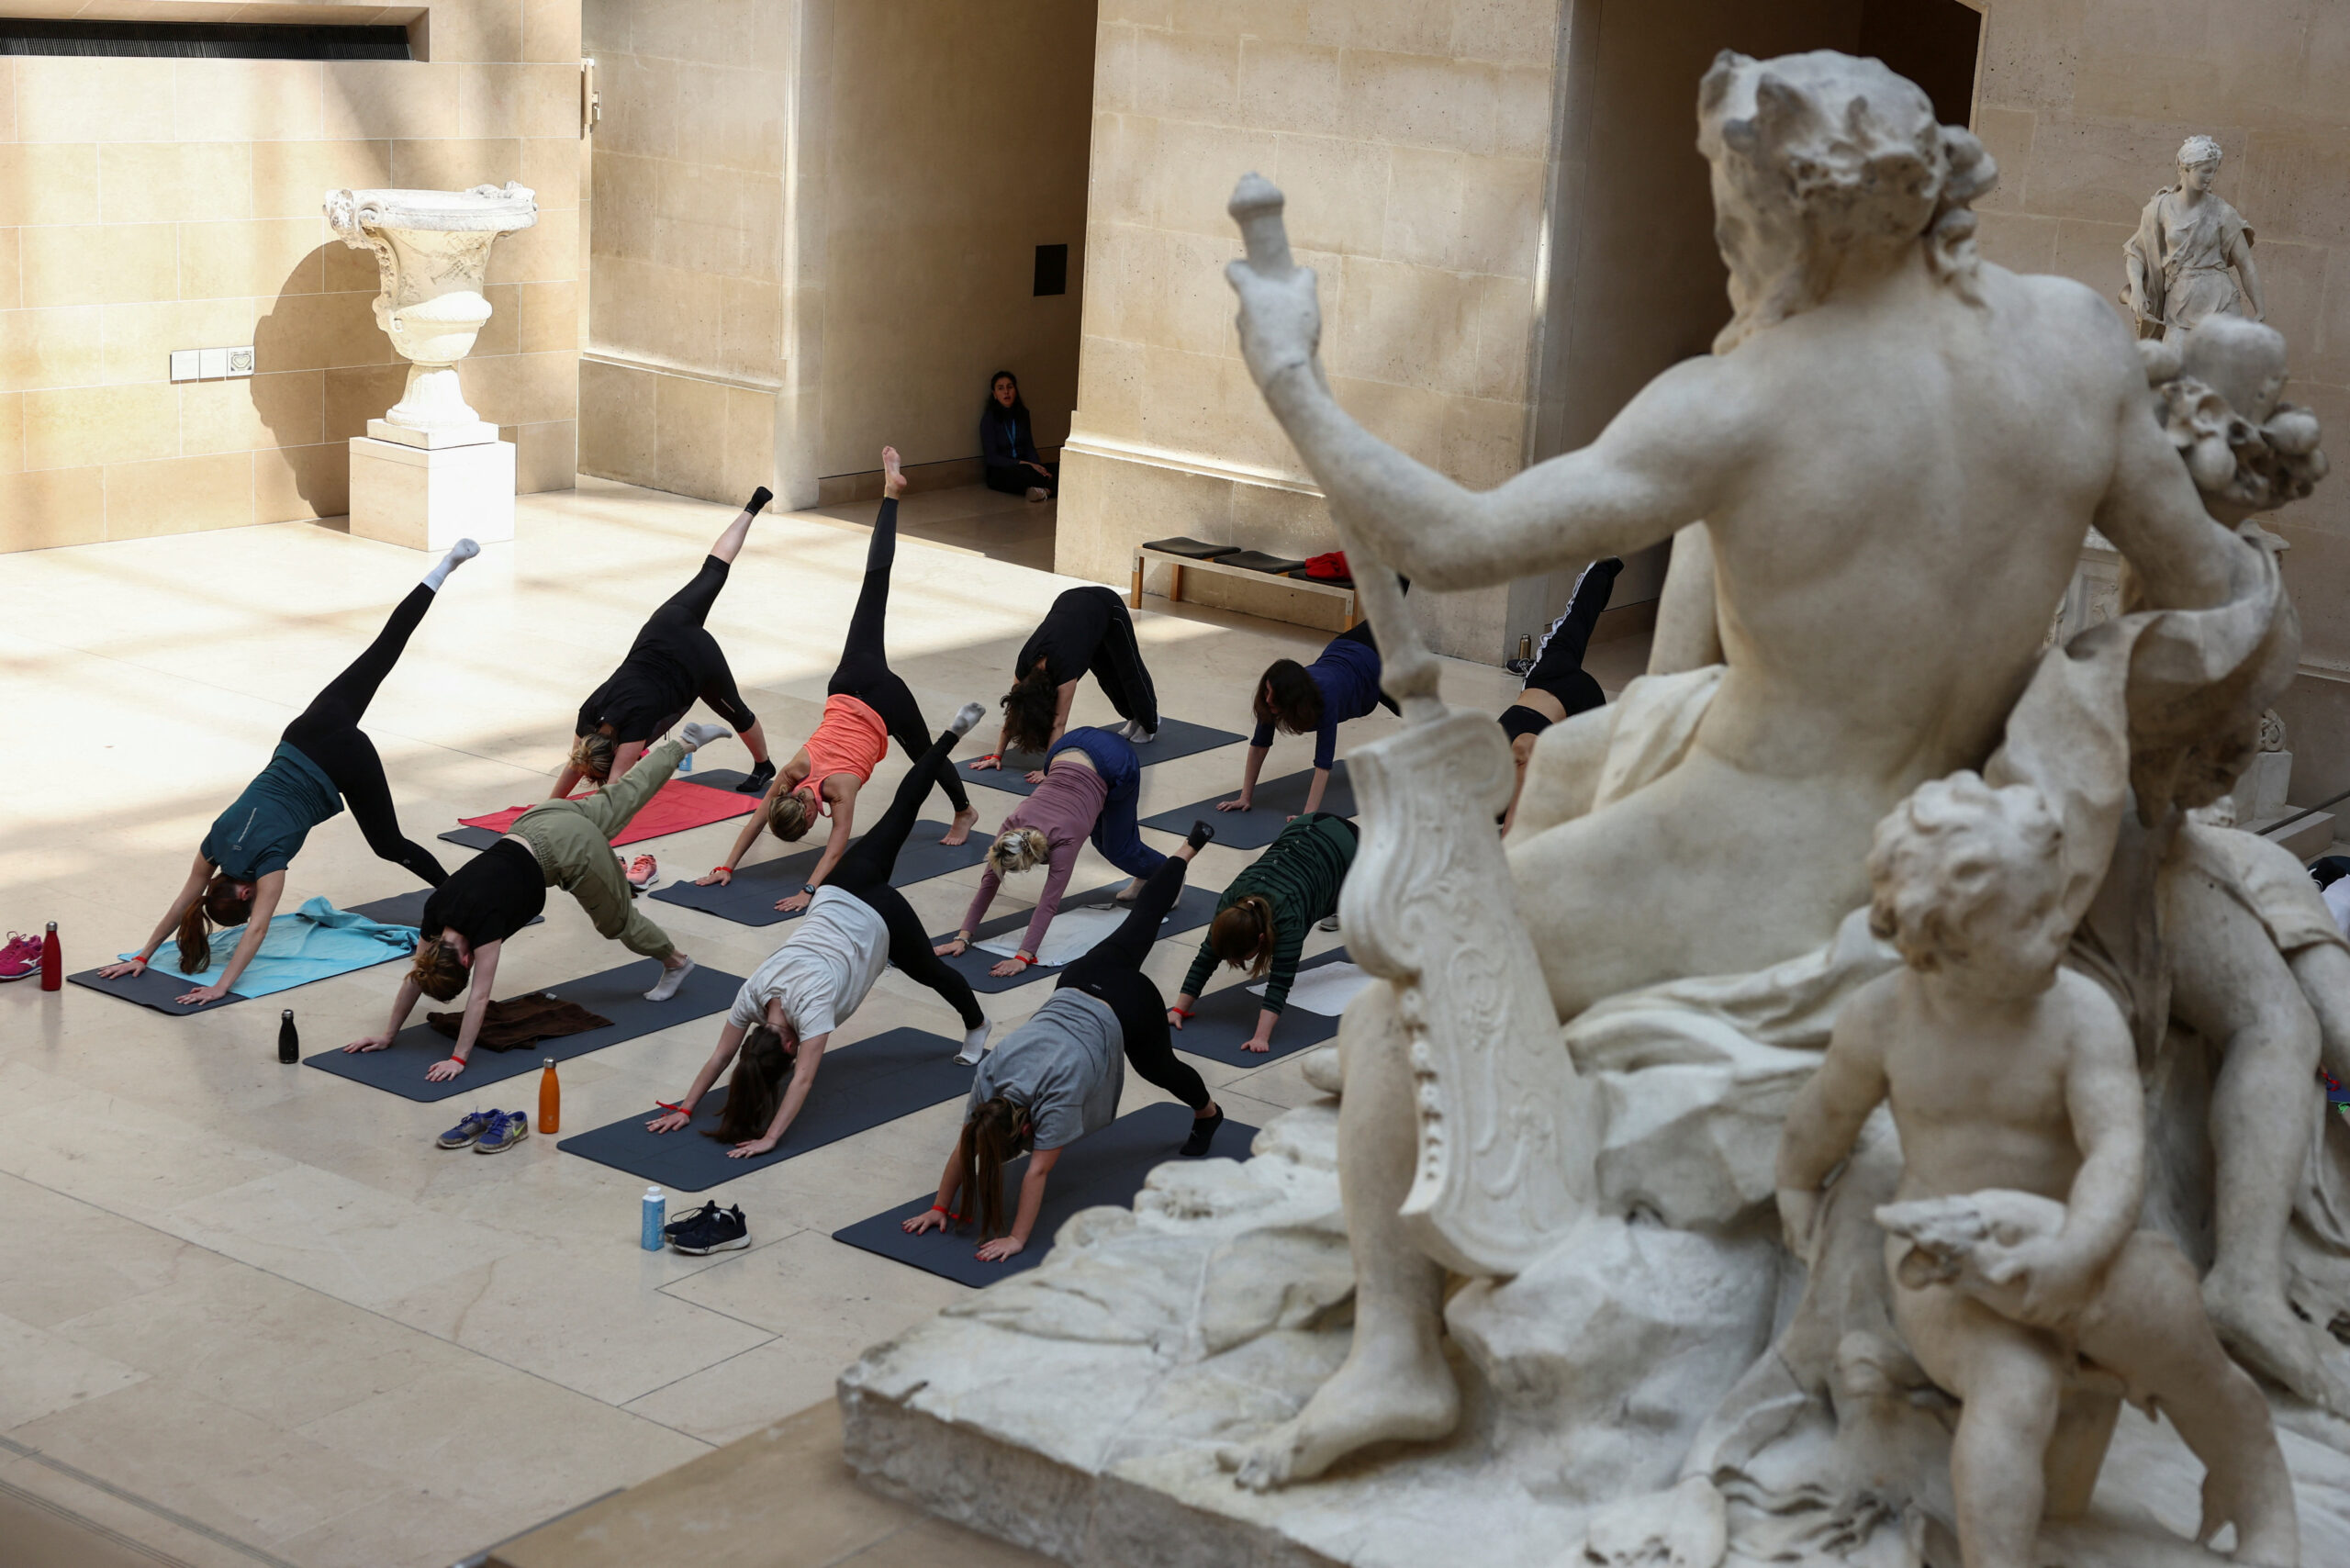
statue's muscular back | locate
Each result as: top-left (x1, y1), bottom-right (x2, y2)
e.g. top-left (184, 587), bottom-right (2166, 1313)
top-left (1516, 264), bottom-right (2149, 1015)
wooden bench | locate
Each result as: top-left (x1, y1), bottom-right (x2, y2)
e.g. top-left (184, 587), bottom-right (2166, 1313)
top-left (1128, 546), bottom-right (1359, 628)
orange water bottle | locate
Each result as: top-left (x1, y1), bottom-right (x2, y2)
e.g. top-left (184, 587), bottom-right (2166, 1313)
top-left (538, 1057), bottom-right (561, 1135)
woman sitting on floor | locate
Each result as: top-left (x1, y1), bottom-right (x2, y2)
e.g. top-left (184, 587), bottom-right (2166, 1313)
top-left (902, 824), bottom-right (1225, 1262)
top-left (648, 705), bottom-right (997, 1157)
top-left (976, 585), bottom-right (1159, 762)
top-left (699, 448), bottom-right (980, 911)
top-left (1170, 811), bottom-right (1357, 1055)
top-left (980, 370), bottom-right (1057, 500)
top-left (938, 725), bottom-right (1164, 979)
top-left (341, 725), bottom-right (728, 1081)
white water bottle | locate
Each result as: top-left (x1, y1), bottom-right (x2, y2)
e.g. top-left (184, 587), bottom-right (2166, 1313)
top-left (641, 1186), bottom-right (666, 1250)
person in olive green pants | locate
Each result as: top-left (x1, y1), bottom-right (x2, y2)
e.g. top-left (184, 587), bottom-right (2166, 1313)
top-left (510, 733), bottom-right (703, 964)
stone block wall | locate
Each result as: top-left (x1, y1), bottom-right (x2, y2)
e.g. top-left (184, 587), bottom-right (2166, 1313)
top-left (576, 0), bottom-right (786, 505)
top-left (1969, 0), bottom-right (2350, 801)
top-left (1059, 0), bottom-right (1564, 659)
top-left (0, 0), bottom-right (583, 553)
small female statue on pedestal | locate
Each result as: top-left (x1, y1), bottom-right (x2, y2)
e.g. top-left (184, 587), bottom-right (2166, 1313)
top-left (2123, 134), bottom-right (2266, 342)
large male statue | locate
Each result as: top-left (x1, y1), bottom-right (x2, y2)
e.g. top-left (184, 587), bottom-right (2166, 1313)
top-left (1220, 50), bottom-right (2276, 1488)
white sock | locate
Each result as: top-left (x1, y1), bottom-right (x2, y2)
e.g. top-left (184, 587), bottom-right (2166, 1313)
top-left (679, 722), bottom-right (731, 753)
top-left (954, 1018), bottom-right (990, 1065)
top-left (948, 701), bottom-right (987, 738)
top-left (645, 957), bottom-right (695, 1002)
top-left (423, 538), bottom-right (479, 591)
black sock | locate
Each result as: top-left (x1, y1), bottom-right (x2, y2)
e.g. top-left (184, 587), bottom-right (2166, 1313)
top-left (1181, 1107), bottom-right (1224, 1157)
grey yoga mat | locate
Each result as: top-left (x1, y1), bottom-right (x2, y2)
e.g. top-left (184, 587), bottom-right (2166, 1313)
top-left (301, 958), bottom-right (745, 1103)
top-left (956, 718), bottom-right (1248, 799)
top-left (62, 890), bottom-right (488, 1018)
top-left (1137, 762), bottom-right (1354, 851)
top-left (831, 1101), bottom-right (1257, 1286)
top-left (440, 768), bottom-right (756, 849)
top-left (1172, 947), bottom-right (1353, 1068)
top-left (646, 820), bottom-right (988, 928)
top-left (555, 1027), bottom-right (971, 1191)
top-left (934, 880), bottom-right (1220, 995)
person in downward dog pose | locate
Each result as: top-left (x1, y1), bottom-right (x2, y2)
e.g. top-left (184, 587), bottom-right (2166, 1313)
top-left (977, 585), bottom-right (1159, 764)
top-left (559, 488), bottom-right (776, 801)
top-left (1499, 557), bottom-right (1620, 832)
top-left (700, 449), bottom-right (980, 911)
top-left (1171, 812), bottom-right (1356, 1055)
top-left (648, 704), bottom-right (998, 1153)
top-left (99, 541), bottom-right (481, 1005)
top-left (903, 823), bottom-right (1227, 1261)
top-left (1777, 775), bottom-right (2300, 1568)
top-left (344, 724), bottom-right (729, 1081)
top-left (1225, 618), bottom-right (1400, 819)
top-left (937, 725), bottom-right (1166, 979)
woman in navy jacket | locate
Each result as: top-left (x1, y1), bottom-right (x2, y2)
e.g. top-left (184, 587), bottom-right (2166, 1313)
top-left (981, 370), bottom-right (1057, 499)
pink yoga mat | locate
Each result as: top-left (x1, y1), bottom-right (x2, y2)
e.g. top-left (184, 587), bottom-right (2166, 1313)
top-left (457, 778), bottom-right (756, 847)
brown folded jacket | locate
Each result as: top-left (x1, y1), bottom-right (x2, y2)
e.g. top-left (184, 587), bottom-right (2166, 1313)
top-left (427, 992), bottom-right (612, 1052)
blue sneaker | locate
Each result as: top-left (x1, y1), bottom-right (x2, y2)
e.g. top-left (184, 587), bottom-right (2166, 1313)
top-left (437, 1109), bottom-right (498, 1149)
top-left (475, 1110), bottom-right (530, 1154)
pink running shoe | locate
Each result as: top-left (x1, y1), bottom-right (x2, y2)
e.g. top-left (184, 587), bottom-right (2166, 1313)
top-left (0, 931), bottom-right (42, 981)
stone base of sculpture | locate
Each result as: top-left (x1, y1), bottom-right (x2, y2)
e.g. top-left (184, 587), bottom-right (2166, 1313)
top-left (348, 434), bottom-right (515, 551)
top-left (838, 1093), bottom-right (2350, 1568)
top-left (365, 415), bottom-right (501, 451)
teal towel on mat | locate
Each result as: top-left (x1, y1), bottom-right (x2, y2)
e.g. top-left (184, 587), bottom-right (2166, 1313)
top-left (122, 896), bottom-right (420, 998)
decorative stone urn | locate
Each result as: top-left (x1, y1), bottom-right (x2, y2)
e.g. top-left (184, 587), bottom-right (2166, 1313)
top-left (325, 182), bottom-right (538, 447)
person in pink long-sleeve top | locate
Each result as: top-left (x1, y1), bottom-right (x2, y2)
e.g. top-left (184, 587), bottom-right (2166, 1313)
top-left (934, 726), bottom-right (1167, 978)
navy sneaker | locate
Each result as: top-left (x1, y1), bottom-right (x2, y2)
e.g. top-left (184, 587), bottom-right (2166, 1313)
top-left (437, 1109), bottom-right (498, 1149)
top-left (475, 1110), bottom-right (530, 1153)
top-left (664, 1199), bottom-right (722, 1238)
top-left (669, 1204), bottom-right (749, 1254)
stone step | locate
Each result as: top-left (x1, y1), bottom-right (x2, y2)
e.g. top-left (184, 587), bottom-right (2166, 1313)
top-left (2252, 808), bottom-right (2337, 862)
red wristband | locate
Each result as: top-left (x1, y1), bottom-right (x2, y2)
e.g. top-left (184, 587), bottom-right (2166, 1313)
top-left (1170, 1006), bottom-right (1195, 1019)
top-left (443, 1058), bottom-right (465, 1069)
top-left (655, 1100), bottom-right (688, 1115)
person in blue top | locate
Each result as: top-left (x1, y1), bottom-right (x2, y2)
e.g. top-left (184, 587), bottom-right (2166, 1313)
top-left (1221, 620), bottom-right (1400, 820)
top-left (97, 542), bottom-right (479, 1006)
top-left (979, 370), bottom-right (1057, 500)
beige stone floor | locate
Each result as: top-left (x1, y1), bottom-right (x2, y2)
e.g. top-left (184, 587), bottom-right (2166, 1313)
top-left (0, 477), bottom-right (1519, 1568)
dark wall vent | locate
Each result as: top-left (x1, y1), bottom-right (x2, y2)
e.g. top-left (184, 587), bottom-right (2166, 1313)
top-left (1033, 243), bottom-right (1069, 297)
top-left (0, 19), bottom-right (412, 60)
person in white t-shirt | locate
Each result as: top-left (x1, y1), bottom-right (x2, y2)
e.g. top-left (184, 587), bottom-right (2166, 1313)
top-left (645, 705), bottom-right (993, 1158)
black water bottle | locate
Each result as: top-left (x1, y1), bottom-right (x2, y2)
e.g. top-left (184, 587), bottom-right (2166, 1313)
top-left (277, 1008), bottom-right (298, 1064)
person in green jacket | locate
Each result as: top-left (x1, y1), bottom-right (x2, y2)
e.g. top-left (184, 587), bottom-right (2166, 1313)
top-left (1170, 812), bottom-right (1357, 1053)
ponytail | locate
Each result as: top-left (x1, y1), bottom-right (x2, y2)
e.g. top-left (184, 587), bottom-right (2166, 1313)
top-left (177, 874), bottom-right (254, 973)
top-left (1210, 894), bottom-right (1277, 979)
top-left (958, 1095), bottom-right (1026, 1238)
top-left (408, 935), bottom-right (470, 1001)
top-left (569, 731), bottom-right (615, 783)
top-left (709, 1025), bottom-right (791, 1143)
top-left (769, 785), bottom-right (817, 843)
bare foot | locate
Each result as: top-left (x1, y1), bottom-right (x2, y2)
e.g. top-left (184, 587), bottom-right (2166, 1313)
top-left (941, 804), bottom-right (979, 846)
top-left (881, 445), bottom-right (906, 498)
top-left (2205, 1271), bottom-right (2346, 1411)
top-left (1216, 1334), bottom-right (1459, 1490)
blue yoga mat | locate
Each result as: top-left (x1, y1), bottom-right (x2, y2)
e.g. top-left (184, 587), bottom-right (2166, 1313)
top-left (934, 880), bottom-right (1220, 995)
top-left (832, 1102), bottom-right (1257, 1286)
top-left (67, 891), bottom-right (447, 1016)
top-left (1172, 947), bottom-right (1354, 1067)
top-left (1138, 763), bottom-right (1354, 851)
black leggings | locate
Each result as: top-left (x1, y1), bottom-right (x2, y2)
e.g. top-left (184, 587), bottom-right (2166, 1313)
top-left (985, 461), bottom-right (1057, 497)
top-left (1081, 588), bottom-right (1158, 731)
top-left (642, 556), bottom-right (757, 734)
top-left (826, 499), bottom-right (969, 813)
top-left (1060, 856), bottom-right (1211, 1113)
top-left (1523, 558), bottom-right (1620, 701)
top-left (280, 584), bottom-right (450, 887)
top-left (831, 722), bottom-right (985, 1029)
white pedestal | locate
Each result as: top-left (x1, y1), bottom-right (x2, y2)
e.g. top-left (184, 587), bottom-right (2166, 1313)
top-left (348, 435), bottom-right (515, 551)
top-left (367, 416), bottom-right (501, 450)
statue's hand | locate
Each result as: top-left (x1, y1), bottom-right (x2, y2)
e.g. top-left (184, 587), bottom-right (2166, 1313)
top-left (1982, 1235), bottom-right (2099, 1330)
top-left (1225, 260), bottom-right (1322, 389)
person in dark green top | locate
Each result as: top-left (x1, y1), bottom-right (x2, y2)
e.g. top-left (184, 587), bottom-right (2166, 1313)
top-left (98, 543), bottom-right (477, 1006)
top-left (1170, 812), bottom-right (1358, 1053)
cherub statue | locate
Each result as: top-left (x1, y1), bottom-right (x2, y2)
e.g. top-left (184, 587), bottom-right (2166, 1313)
top-left (2124, 135), bottom-right (2266, 342)
top-left (1216, 48), bottom-right (2286, 1489)
top-left (1776, 773), bottom-right (2300, 1568)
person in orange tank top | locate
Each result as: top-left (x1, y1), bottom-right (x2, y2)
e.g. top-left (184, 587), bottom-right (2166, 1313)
top-left (701, 448), bottom-right (979, 912)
